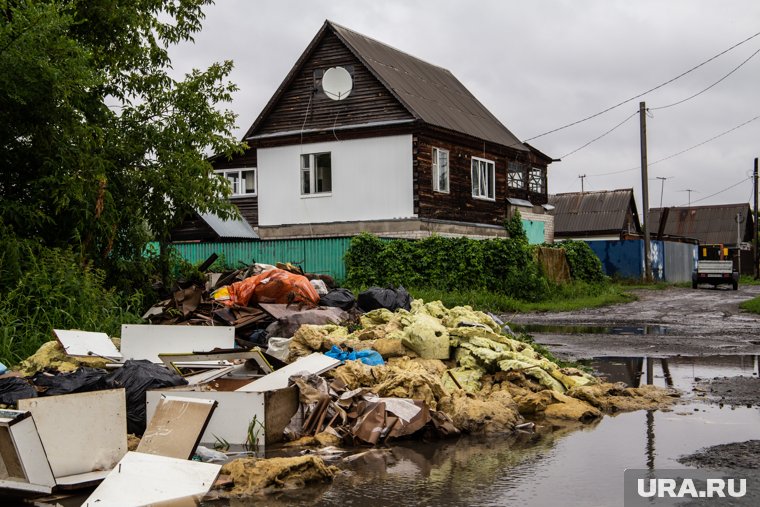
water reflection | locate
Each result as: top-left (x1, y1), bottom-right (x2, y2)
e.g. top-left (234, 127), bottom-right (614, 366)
top-left (199, 355), bottom-right (760, 506)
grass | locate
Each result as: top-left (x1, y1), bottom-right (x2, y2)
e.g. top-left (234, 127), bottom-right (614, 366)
top-left (739, 275), bottom-right (760, 286)
top-left (406, 281), bottom-right (635, 314)
top-left (739, 296), bottom-right (760, 314)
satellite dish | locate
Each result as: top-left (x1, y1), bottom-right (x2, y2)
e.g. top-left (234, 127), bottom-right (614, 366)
top-left (322, 66), bottom-right (353, 100)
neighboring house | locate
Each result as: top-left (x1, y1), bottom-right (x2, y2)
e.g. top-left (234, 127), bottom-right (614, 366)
top-left (211, 20), bottom-right (554, 241)
top-left (548, 189), bottom-right (641, 241)
top-left (648, 203), bottom-right (754, 248)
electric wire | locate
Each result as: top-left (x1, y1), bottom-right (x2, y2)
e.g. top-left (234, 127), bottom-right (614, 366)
top-left (524, 30), bottom-right (760, 142)
top-left (677, 177), bottom-right (751, 207)
top-left (559, 110), bottom-right (639, 159)
top-left (585, 114), bottom-right (760, 178)
top-left (651, 46), bottom-right (760, 111)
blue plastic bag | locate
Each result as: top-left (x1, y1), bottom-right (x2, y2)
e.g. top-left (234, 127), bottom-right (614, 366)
top-left (325, 345), bottom-right (384, 366)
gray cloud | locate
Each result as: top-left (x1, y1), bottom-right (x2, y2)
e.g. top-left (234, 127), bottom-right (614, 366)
top-left (170, 0), bottom-right (760, 210)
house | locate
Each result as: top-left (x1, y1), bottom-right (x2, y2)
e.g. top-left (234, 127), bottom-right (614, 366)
top-left (648, 203), bottom-right (754, 248)
top-left (548, 189), bottom-right (641, 241)
top-left (212, 20), bottom-right (554, 240)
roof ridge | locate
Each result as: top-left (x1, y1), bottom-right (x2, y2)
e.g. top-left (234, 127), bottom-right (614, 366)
top-left (326, 20), bottom-right (451, 73)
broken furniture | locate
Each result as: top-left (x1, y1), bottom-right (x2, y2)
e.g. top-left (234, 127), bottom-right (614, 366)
top-left (120, 324), bottom-right (236, 363)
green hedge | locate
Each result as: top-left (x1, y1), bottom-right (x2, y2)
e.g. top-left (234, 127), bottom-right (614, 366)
top-left (555, 240), bottom-right (606, 283)
top-left (344, 233), bottom-right (549, 301)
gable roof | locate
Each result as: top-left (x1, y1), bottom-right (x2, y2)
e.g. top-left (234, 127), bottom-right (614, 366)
top-left (246, 20), bottom-right (528, 151)
top-left (649, 203), bottom-right (753, 245)
top-left (549, 189), bottom-right (640, 236)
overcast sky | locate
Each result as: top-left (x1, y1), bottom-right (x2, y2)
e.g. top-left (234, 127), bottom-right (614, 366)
top-left (170, 0), bottom-right (760, 212)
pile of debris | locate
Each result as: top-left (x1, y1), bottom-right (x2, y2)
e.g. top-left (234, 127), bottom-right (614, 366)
top-left (0, 258), bottom-right (678, 502)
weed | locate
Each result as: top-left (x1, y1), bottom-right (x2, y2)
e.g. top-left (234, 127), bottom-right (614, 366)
top-left (244, 415), bottom-right (265, 452)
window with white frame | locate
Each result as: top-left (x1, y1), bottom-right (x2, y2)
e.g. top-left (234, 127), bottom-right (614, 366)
top-left (508, 161), bottom-right (526, 189)
top-left (471, 157), bottom-right (495, 200)
top-left (529, 167), bottom-right (545, 193)
top-left (432, 147), bottom-right (449, 193)
top-left (301, 152), bottom-right (332, 195)
top-left (219, 168), bottom-right (257, 196)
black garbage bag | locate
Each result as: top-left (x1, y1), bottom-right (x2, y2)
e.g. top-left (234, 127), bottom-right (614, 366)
top-left (0, 377), bottom-right (37, 405)
top-left (358, 286), bottom-right (412, 312)
top-left (319, 288), bottom-right (357, 311)
top-left (31, 368), bottom-right (109, 397)
top-left (104, 360), bottom-right (187, 435)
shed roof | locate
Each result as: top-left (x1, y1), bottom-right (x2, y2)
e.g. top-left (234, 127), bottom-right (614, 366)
top-left (247, 21), bottom-right (528, 151)
top-left (199, 212), bottom-right (259, 240)
top-left (549, 189), bottom-right (640, 236)
top-left (649, 203), bottom-right (753, 245)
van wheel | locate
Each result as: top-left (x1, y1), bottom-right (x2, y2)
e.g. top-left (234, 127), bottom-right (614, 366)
top-left (732, 281), bottom-right (738, 290)
top-left (692, 280), bottom-right (698, 289)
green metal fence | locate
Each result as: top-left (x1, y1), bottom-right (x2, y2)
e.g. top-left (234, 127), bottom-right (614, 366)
top-left (168, 238), bottom-right (353, 281)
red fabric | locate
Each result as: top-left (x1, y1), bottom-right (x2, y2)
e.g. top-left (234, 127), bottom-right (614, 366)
top-left (226, 268), bottom-right (320, 307)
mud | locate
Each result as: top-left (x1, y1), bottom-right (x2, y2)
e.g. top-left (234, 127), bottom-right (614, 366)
top-left (679, 440), bottom-right (760, 469)
top-left (507, 285), bottom-right (760, 360)
top-left (697, 375), bottom-right (760, 407)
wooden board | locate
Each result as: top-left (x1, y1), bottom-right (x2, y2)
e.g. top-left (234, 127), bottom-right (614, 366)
top-left (235, 352), bottom-right (340, 393)
top-left (0, 410), bottom-right (55, 490)
top-left (120, 324), bottom-right (235, 363)
top-left (53, 329), bottom-right (122, 359)
top-left (137, 396), bottom-right (217, 460)
top-left (18, 390), bottom-right (127, 479)
top-left (84, 452), bottom-right (221, 507)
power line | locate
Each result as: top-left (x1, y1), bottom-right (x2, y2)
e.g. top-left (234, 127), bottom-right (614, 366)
top-left (651, 46), bottom-right (760, 111)
top-left (524, 30), bottom-right (760, 142)
top-left (585, 114), bottom-right (760, 178)
top-left (560, 110), bottom-right (639, 159)
top-left (677, 177), bottom-right (750, 207)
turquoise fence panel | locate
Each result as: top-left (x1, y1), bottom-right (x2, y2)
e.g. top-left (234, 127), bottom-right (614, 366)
top-left (521, 219), bottom-right (545, 245)
top-left (168, 238), bottom-right (352, 281)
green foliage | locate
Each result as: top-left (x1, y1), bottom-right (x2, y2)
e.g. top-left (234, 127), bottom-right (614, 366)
top-left (0, 0), bottom-right (243, 283)
top-left (0, 237), bottom-right (143, 366)
top-left (504, 210), bottom-right (527, 241)
top-left (555, 240), bottom-right (606, 283)
top-left (345, 234), bottom-right (549, 301)
top-left (739, 296), bottom-right (760, 314)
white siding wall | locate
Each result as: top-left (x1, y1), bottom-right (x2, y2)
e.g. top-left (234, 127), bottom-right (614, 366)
top-left (258, 135), bottom-right (414, 226)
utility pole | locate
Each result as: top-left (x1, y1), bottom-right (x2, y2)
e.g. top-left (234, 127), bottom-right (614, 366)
top-left (640, 102), bottom-right (652, 282)
top-left (754, 157), bottom-right (758, 279)
top-left (681, 189), bottom-right (696, 207)
top-left (579, 174), bottom-right (586, 193)
top-left (737, 211), bottom-right (743, 275)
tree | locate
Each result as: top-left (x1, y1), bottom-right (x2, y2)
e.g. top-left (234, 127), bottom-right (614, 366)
top-left (0, 0), bottom-right (242, 286)
top-left (504, 210), bottom-right (528, 242)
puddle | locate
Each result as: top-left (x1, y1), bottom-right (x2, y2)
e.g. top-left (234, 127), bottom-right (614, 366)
top-left (582, 355), bottom-right (759, 389)
top-left (511, 323), bottom-right (670, 335)
top-left (201, 355), bottom-right (760, 507)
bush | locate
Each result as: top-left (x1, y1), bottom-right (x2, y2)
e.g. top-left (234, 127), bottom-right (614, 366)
top-left (0, 237), bottom-right (143, 366)
top-left (345, 234), bottom-right (548, 301)
top-left (556, 240), bottom-right (606, 283)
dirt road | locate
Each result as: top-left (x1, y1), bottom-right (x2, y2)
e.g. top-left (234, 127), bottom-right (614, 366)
top-left (507, 285), bottom-right (760, 359)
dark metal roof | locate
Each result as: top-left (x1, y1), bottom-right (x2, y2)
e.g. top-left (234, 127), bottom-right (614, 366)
top-left (549, 189), bottom-right (640, 235)
top-left (330, 22), bottom-right (528, 151)
top-left (649, 203), bottom-right (753, 246)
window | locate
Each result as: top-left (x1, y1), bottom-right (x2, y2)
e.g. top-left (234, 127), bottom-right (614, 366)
top-left (529, 167), bottom-right (545, 193)
top-left (432, 147), bottom-right (449, 193)
top-left (508, 161), bottom-right (526, 189)
top-left (219, 168), bottom-right (256, 196)
top-left (301, 152), bottom-right (332, 195)
top-left (471, 157), bottom-right (495, 200)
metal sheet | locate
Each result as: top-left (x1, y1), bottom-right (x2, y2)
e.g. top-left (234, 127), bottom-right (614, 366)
top-left (18, 390), bottom-right (127, 479)
top-left (236, 353), bottom-right (340, 393)
top-left (53, 329), bottom-right (122, 360)
top-left (83, 452), bottom-right (221, 507)
top-left (120, 325), bottom-right (235, 363)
